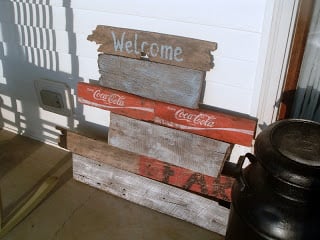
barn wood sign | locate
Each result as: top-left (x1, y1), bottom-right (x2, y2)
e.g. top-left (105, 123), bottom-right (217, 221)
top-left (87, 25), bottom-right (217, 71)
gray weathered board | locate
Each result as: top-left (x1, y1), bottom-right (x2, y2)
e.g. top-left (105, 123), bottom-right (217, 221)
top-left (88, 25), bottom-right (217, 71)
top-left (98, 54), bottom-right (205, 109)
top-left (73, 154), bottom-right (229, 235)
top-left (108, 113), bottom-right (231, 177)
top-left (61, 130), bottom-right (233, 202)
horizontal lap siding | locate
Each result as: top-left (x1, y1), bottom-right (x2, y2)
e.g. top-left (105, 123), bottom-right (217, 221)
top-left (0, 0), bottom-right (267, 142)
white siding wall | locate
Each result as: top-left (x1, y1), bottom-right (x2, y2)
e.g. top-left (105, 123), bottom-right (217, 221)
top-left (0, 0), bottom-right (271, 144)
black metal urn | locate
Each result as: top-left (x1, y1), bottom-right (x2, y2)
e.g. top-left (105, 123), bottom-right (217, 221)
top-left (225, 119), bottom-right (320, 239)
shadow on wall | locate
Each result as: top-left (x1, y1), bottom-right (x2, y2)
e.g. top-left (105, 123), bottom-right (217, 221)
top-left (0, 0), bottom-right (103, 143)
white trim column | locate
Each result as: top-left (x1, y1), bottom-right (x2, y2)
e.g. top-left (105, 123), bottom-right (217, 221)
top-left (253, 0), bottom-right (299, 134)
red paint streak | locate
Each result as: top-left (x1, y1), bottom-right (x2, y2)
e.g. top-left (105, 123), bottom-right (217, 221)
top-left (139, 156), bottom-right (233, 202)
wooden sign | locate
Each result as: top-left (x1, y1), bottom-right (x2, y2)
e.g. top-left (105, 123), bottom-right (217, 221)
top-left (77, 83), bottom-right (257, 146)
top-left (87, 25), bottom-right (217, 71)
top-left (108, 113), bottom-right (231, 177)
top-left (77, 82), bottom-right (155, 121)
top-left (61, 130), bottom-right (233, 202)
top-left (73, 154), bottom-right (229, 235)
top-left (98, 54), bottom-right (205, 109)
top-left (154, 102), bottom-right (257, 147)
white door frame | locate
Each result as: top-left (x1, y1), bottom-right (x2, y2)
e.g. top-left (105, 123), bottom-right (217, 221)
top-left (254, 0), bottom-right (300, 134)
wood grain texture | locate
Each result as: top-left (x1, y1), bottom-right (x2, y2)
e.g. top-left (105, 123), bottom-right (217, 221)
top-left (78, 82), bottom-right (155, 121)
top-left (98, 54), bottom-right (205, 109)
top-left (88, 25), bottom-right (217, 71)
top-left (73, 153), bottom-right (229, 235)
top-left (64, 131), bottom-right (140, 173)
top-left (63, 130), bottom-right (233, 202)
top-left (139, 156), bottom-right (233, 202)
top-left (108, 113), bottom-right (231, 177)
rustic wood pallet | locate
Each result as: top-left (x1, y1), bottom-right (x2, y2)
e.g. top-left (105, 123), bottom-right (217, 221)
top-left (78, 82), bottom-right (256, 146)
top-left (98, 54), bottom-right (205, 109)
top-left (60, 130), bottom-right (233, 202)
top-left (88, 25), bottom-right (217, 71)
top-left (73, 153), bottom-right (229, 235)
top-left (108, 113), bottom-right (232, 177)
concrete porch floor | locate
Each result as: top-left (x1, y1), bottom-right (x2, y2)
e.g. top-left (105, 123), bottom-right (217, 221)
top-left (0, 129), bottom-right (224, 240)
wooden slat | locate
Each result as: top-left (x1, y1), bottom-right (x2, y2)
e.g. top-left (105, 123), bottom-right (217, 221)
top-left (154, 102), bottom-right (256, 147)
top-left (63, 130), bottom-right (233, 202)
top-left (98, 54), bottom-right (205, 109)
top-left (73, 154), bottom-right (229, 235)
top-left (139, 156), bottom-right (233, 202)
top-left (88, 25), bottom-right (217, 71)
top-left (108, 113), bottom-right (231, 177)
top-left (78, 83), bottom-right (257, 146)
top-left (77, 82), bottom-right (155, 121)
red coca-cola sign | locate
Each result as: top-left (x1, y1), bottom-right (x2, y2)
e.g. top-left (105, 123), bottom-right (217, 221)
top-left (93, 89), bottom-right (125, 106)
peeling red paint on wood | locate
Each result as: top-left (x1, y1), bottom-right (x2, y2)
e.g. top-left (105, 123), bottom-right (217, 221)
top-left (78, 82), bottom-right (155, 121)
top-left (154, 102), bottom-right (257, 146)
top-left (62, 130), bottom-right (233, 202)
top-left (78, 83), bottom-right (257, 146)
top-left (139, 156), bottom-right (233, 202)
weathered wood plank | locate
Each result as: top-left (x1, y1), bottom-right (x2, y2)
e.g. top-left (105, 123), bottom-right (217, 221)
top-left (73, 153), bottom-right (229, 235)
top-left (98, 54), bottom-right (205, 109)
top-left (63, 130), bottom-right (233, 202)
top-left (108, 114), bottom-right (231, 177)
top-left (154, 102), bottom-right (257, 147)
top-left (88, 25), bottom-right (217, 71)
top-left (139, 156), bottom-right (233, 202)
top-left (78, 82), bottom-right (155, 121)
top-left (78, 83), bottom-right (257, 146)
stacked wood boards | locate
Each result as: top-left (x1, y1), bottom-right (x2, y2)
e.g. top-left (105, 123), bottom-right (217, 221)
top-left (61, 130), bottom-right (233, 202)
top-left (67, 25), bottom-right (257, 236)
top-left (73, 154), bottom-right (229, 235)
top-left (78, 82), bottom-right (256, 146)
top-left (59, 129), bottom-right (231, 234)
top-left (108, 113), bottom-right (230, 177)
